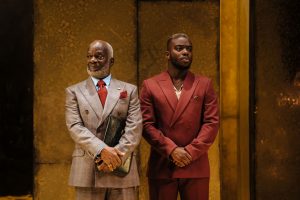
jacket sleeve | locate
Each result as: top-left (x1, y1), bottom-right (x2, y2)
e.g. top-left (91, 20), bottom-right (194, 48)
top-left (65, 87), bottom-right (106, 158)
top-left (114, 86), bottom-right (143, 162)
top-left (140, 80), bottom-right (177, 158)
top-left (184, 79), bottom-right (219, 161)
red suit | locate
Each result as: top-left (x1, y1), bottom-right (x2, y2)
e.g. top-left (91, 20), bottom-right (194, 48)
top-left (140, 71), bottom-right (219, 199)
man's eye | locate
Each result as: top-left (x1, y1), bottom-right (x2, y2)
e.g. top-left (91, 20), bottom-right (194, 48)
top-left (186, 46), bottom-right (192, 51)
top-left (175, 46), bottom-right (183, 51)
top-left (95, 55), bottom-right (104, 60)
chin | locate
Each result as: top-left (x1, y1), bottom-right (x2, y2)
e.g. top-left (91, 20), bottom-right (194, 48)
top-left (172, 59), bottom-right (192, 70)
top-left (175, 64), bottom-right (191, 70)
top-left (87, 67), bottom-right (110, 79)
top-left (182, 64), bottom-right (191, 69)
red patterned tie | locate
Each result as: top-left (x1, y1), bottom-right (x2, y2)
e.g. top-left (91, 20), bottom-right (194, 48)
top-left (97, 80), bottom-right (107, 107)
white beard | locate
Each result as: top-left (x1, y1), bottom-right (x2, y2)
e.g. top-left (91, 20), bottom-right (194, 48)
top-left (87, 67), bottom-right (110, 79)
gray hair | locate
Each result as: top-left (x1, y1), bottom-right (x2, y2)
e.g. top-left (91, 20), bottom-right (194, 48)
top-left (106, 42), bottom-right (114, 58)
top-left (89, 40), bottom-right (114, 58)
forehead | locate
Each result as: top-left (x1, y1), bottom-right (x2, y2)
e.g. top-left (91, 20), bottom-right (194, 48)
top-left (170, 37), bottom-right (192, 46)
top-left (88, 42), bottom-right (107, 53)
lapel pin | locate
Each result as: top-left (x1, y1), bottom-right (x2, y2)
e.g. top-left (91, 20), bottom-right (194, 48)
top-left (193, 96), bottom-right (199, 100)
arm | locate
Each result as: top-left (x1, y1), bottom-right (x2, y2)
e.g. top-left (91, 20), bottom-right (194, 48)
top-left (185, 79), bottom-right (220, 161)
top-left (140, 80), bottom-right (177, 158)
top-left (65, 87), bottom-right (106, 158)
top-left (114, 86), bottom-right (143, 163)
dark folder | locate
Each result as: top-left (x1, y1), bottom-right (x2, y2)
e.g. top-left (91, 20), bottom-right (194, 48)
top-left (97, 115), bottom-right (133, 177)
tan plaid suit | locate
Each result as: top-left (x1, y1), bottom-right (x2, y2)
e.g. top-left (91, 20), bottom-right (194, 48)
top-left (65, 77), bottom-right (142, 199)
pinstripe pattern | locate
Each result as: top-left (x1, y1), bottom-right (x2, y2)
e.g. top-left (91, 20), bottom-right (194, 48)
top-left (66, 77), bottom-right (142, 189)
top-left (75, 186), bottom-right (138, 200)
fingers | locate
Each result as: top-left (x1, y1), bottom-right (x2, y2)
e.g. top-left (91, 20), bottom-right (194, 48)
top-left (173, 157), bottom-right (189, 167)
top-left (96, 147), bottom-right (125, 172)
top-left (108, 149), bottom-right (123, 168)
top-left (100, 147), bottom-right (122, 169)
top-left (185, 150), bottom-right (192, 161)
top-left (95, 159), bottom-right (103, 166)
top-left (173, 160), bottom-right (185, 167)
top-left (108, 154), bottom-right (121, 169)
top-left (181, 151), bottom-right (192, 165)
top-left (115, 148), bottom-right (125, 157)
top-left (97, 162), bottom-right (105, 171)
top-left (97, 163), bottom-right (112, 173)
top-left (106, 163), bottom-right (114, 171)
top-left (170, 147), bottom-right (192, 167)
top-left (179, 156), bottom-right (191, 166)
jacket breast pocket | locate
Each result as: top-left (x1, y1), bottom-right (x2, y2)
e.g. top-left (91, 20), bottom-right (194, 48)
top-left (118, 99), bottom-right (128, 104)
top-left (72, 148), bottom-right (85, 157)
top-left (190, 95), bottom-right (203, 104)
top-left (113, 100), bottom-right (129, 118)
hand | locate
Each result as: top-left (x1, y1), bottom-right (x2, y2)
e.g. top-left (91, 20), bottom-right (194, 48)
top-left (95, 160), bottom-right (113, 172)
top-left (100, 146), bottom-right (124, 170)
top-left (170, 147), bottom-right (192, 167)
top-left (95, 156), bottom-right (102, 164)
top-left (96, 162), bottom-right (112, 173)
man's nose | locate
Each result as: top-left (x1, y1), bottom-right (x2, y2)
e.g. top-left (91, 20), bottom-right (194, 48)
top-left (182, 48), bottom-right (189, 55)
top-left (90, 56), bottom-right (97, 62)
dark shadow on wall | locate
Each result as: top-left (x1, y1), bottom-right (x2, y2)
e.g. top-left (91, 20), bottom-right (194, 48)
top-left (251, 0), bottom-right (300, 199)
top-left (0, 0), bottom-right (33, 196)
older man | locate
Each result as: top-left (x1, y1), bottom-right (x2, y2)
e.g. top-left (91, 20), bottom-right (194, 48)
top-left (65, 40), bottom-right (142, 200)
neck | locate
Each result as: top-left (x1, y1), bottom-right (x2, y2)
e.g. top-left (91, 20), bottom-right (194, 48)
top-left (167, 65), bottom-right (188, 81)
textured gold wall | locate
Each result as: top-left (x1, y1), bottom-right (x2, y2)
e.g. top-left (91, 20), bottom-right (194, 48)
top-left (34, 0), bottom-right (136, 199)
top-left (34, 0), bottom-right (220, 199)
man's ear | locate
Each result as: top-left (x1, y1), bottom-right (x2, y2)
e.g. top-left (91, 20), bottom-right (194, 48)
top-left (109, 57), bottom-right (114, 66)
top-left (165, 51), bottom-right (170, 59)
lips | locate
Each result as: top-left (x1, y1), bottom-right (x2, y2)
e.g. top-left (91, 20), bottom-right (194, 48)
top-left (180, 57), bottom-right (190, 62)
top-left (88, 64), bottom-right (102, 71)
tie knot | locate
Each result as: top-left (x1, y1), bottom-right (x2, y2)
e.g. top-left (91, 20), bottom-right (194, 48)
top-left (97, 80), bottom-right (106, 87)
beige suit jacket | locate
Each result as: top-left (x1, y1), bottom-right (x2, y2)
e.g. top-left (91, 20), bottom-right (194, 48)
top-left (65, 77), bottom-right (142, 188)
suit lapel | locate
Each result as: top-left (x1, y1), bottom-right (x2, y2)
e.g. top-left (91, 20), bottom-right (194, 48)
top-left (170, 71), bottom-right (199, 127)
top-left (79, 77), bottom-right (103, 120)
top-left (101, 78), bottom-right (123, 124)
top-left (157, 72), bottom-right (178, 112)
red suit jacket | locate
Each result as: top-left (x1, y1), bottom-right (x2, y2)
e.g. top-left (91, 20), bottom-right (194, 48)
top-left (140, 71), bottom-right (219, 179)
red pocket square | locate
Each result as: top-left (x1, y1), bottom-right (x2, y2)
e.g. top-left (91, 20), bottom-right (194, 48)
top-left (120, 90), bottom-right (127, 99)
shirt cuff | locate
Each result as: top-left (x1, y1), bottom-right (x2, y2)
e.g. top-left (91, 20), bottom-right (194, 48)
top-left (94, 142), bottom-right (107, 159)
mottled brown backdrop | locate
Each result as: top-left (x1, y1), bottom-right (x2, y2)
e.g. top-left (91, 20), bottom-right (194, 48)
top-left (34, 0), bottom-right (220, 199)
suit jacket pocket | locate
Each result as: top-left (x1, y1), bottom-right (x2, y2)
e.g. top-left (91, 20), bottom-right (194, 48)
top-left (118, 99), bottom-right (128, 104)
top-left (72, 148), bottom-right (85, 157)
top-left (190, 95), bottom-right (203, 104)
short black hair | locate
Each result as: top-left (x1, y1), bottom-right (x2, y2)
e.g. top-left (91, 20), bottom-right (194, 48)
top-left (167, 33), bottom-right (190, 50)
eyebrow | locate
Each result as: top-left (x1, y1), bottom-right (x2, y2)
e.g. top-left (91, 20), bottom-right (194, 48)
top-left (176, 44), bottom-right (192, 46)
top-left (87, 50), bottom-right (104, 54)
top-left (174, 45), bottom-right (192, 50)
